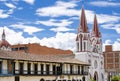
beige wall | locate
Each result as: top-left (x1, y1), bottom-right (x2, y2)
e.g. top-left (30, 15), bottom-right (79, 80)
top-left (0, 76), bottom-right (14, 81)
top-left (0, 75), bottom-right (84, 81)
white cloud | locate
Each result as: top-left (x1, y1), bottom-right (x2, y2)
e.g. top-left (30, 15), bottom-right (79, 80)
top-left (103, 39), bottom-right (120, 51)
top-left (36, 19), bottom-right (73, 27)
top-left (0, 26), bottom-right (41, 45)
top-left (36, 0), bottom-right (120, 26)
top-left (0, 8), bottom-right (15, 18)
top-left (104, 39), bottom-right (112, 45)
top-left (113, 39), bottom-right (120, 51)
top-left (101, 23), bottom-right (120, 34)
top-left (36, 19), bottom-right (74, 32)
top-left (97, 14), bottom-right (120, 24)
top-left (10, 23), bottom-right (44, 35)
top-left (50, 27), bottom-right (74, 32)
top-left (89, 1), bottom-right (120, 7)
top-left (40, 32), bottom-right (76, 51)
top-left (5, 3), bottom-right (16, 9)
top-left (0, 9), bottom-right (9, 18)
top-left (23, 0), bottom-right (35, 5)
top-left (36, 1), bottom-right (80, 17)
top-left (0, 27), bottom-right (76, 51)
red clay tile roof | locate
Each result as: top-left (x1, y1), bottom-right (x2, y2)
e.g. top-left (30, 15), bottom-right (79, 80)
top-left (11, 43), bottom-right (73, 55)
top-left (0, 50), bottom-right (89, 65)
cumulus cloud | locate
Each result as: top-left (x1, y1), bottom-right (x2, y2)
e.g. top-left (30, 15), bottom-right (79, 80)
top-left (89, 1), bottom-right (120, 7)
top-left (5, 3), bottom-right (16, 9)
top-left (0, 26), bottom-right (76, 51)
top-left (40, 32), bottom-right (76, 51)
top-left (113, 39), bottom-right (120, 51)
top-left (0, 5), bottom-right (15, 18)
top-left (23, 0), bottom-right (35, 5)
top-left (36, 19), bottom-right (74, 32)
top-left (50, 27), bottom-right (74, 32)
top-left (0, 10), bottom-right (10, 18)
top-left (35, 0), bottom-right (120, 26)
top-left (10, 23), bottom-right (44, 35)
top-left (36, 19), bottom-right (73, 27)
top-left (103, 39), bottom-right (120, 51)
top-left (36, 1), bottom-right (80, 17)
top-left (101, 23), bottom-right (120, 34)
top-left (0, 26), bottom-right (41, 45)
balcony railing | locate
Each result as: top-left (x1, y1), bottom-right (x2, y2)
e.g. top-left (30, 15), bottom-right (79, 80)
top-left (0, 70), bottom-right (88, 76)
top-left (14, 70), bottom-right (88, 76)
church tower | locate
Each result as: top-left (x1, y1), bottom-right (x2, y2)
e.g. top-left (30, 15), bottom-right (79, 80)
top-left (76, 6), bottom-right (90, 52)
top-left (75, 6), bottom-right (105, 81)
top-left (0, 29), bottom-right (11, 50)
top-left (91, 14), bottom-right (102, 54)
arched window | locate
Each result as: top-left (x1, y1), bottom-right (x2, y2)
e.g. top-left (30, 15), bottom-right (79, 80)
top-left (40, 78), bottom-right (45, 81)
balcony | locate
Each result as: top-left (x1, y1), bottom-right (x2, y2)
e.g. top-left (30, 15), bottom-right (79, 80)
top-left (0, 69), bottom-right (88, 76)
top-left (13, 70), bottom-right (88, 76)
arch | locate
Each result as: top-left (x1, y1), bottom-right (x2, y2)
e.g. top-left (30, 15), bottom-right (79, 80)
top-left (82, 76), bottom-right (85, 81)
top-left (94, 71), bottom-right (98, 81)
top-left (40, 78), bottom-right (45, 81)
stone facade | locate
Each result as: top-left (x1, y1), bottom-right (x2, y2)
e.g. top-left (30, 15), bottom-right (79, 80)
top-left (75, 6), bottom-right (105, 81)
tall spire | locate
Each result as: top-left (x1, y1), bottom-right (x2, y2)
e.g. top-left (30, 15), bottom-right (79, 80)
top-left (2, 29), bottom-right (5, 40)
top-left (78, 5), bottom-right (89, 33)
top-left (92, 14), bottom-right (101, 37)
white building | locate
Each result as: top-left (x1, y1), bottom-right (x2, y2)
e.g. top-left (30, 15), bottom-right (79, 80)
top-left (0, 50), bottom-right (90, 81)
top-left (0, 30), bottom-right (90, 81)
top-left (75, 6), bottom-right (105, 81)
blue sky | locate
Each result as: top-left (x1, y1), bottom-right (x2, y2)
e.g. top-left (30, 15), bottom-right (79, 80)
top-left (0, 0), bottom-right (120, 51)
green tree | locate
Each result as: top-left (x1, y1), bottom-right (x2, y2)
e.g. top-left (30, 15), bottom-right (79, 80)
top-left (90, 78), bottom-right (95, 81)
top-left (111, 76), bottom-right (120, 81)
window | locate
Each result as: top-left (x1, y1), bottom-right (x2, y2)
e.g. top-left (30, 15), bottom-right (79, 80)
top-left (19, 63), bottom-right (24, 74)
top-left (46, 65), bottom-right (49, 75)
top-left (70, 65), bottom-right (73, 74)
top-left (84, 42), bottom-right (86, 51)
top-left (34, 64), bottom-right (38, 74)
top-left (12, 48), bottom-right (18, 51)
top-left (81, 66), bottom-right (84, 74)
top-left (41, 64), bottom-right (44, 74)
top-left (27, 63), bottom-right (31, 74)
top-left (19, 47), bottom-right (28, 51)
top-left (0, 61), bottom-right (2, 74)
top-left (13, 62), bottom-right (15, 74)
top-left (53, 65), bottom-right (56, 75)
top-left (77, 42), bottom-right (79, 51)
top-left (57, 66), bottom-right (61, 75)
top-left (78, 66), bottom-right (80, 74)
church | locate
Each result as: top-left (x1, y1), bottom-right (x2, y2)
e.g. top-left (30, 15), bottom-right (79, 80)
top-left (75, 6), bottom-right (105, 81)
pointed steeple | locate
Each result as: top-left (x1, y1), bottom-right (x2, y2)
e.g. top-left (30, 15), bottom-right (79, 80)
top-left (92, 14), bottom-right (101, 37)
top-left (78, 5), bottom-right (89, 33)
top-left (2, 29), bottom-right (5, 40)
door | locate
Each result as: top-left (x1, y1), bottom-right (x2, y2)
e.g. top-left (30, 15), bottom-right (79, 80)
top-left (15, 76), bottom-right (19, 81)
